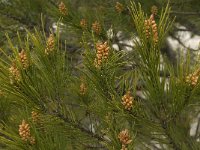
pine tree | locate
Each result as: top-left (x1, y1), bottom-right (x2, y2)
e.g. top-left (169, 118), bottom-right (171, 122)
top-left (1, 1), bottom-right (200, 150)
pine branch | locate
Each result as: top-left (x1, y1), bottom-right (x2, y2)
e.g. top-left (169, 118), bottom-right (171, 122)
top-left (169, 33), bottom-right (200, 51)
top-left (171, 11), bottom-right (200, 16)
top-left (55, 112), bottom-right (106, 142)
top-left (161, 120), bottom-right (181, 150)
top-left (195, 117), bottom-right (200, 138)
top-left (82, 143), bottom-right (105, 149)
top-left (0, 12), bottom-right (36, 28)
top-left (176, 18), bottom-right (200, 36)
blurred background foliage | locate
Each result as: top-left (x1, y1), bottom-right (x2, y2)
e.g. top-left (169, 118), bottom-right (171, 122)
top-left (0, 0), bottom-right (200, 62)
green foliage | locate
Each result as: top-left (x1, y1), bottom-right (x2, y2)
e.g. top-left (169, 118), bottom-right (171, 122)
top-left (1, 1), bottom-right (200, 150)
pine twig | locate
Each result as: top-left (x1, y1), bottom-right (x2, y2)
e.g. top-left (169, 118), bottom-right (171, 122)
top-left (55, 112), bottom-right (106, 142)
top-left (161, 120), bottom-right (181, 150)
top-left (169, 33), bottom-right (200, 51)
top-left (170, 11), bottom-right (200, 16)
top-left (195, 117), bottom-right (200, 138)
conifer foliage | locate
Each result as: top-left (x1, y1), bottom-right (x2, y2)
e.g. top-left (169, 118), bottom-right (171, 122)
top-left (1, 1), bottom-right (200, 150)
